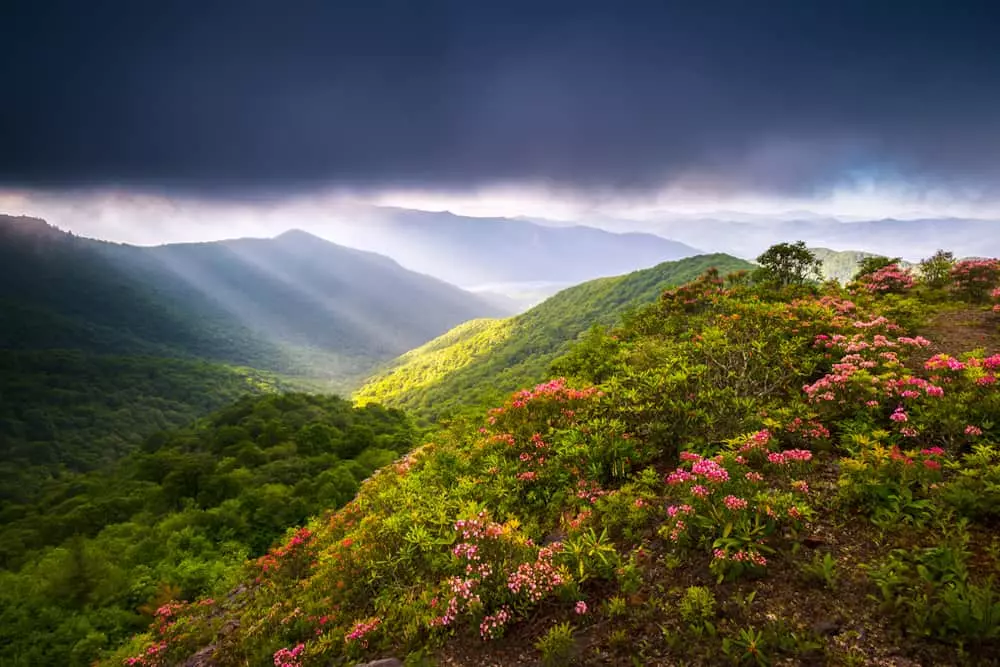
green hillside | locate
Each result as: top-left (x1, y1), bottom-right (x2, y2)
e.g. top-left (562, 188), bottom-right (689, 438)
top-left (355, 253), bottom-right (754, 419)
top-left (109, 254), bottom-right (1000, 667)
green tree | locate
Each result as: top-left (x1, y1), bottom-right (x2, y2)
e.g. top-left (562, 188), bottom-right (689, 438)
top-left (752, 241), bottom-right (823, 287)
top-left (919, 249), bottom-right (956, 289)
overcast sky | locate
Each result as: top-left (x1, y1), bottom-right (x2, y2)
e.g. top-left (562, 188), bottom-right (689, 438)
top-left (2, 0), bottom-right (999, 240)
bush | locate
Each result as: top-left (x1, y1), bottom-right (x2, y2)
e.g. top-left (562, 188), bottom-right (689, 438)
top-left (918, 250), bottom-right (955, 289)
top-left (950, 259), bottom-right (1000, 302)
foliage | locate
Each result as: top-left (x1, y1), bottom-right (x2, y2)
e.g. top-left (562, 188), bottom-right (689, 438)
top-left (0, 351), bottom-right (284, 511)
top-left (356, 254), bottom-right (753, 420)
top-left (535, 622), bottom-right (576, 666)
top-left (853, 255), bottom-right (903, 281)
top-left (0, 394), bottom-right (417, 667)
top-left (950, 258), bottom-right (1000, 302)
top-left (8, 241), bottom-right (1000, 666)
top-left (918, 249), bottom-right (956, 289)
top-left (752, 241), bottom-right (822, 287)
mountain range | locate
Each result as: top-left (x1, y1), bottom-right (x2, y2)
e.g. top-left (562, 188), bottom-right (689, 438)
top-left (317, 206), bottom-right (702, 289)
top-left (0, 215), bottom-right (504, 381)
top-left (554, 215), bottom-right (1000, 261)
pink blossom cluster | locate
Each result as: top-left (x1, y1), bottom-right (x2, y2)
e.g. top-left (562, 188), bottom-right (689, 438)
top-left (737, 429), bottom-right (772, 453)
top-left (857, 264), bottom-right (916, 293)
top-left (723, 495), bottom-right (748, 510)
top-left (273, 644), bottom-right (305, 667)
top-left (576, 479), bottom-right (607, 503)
top-left (767, 449), bottom-right (812, 465)
top-left (345, 617), bottom-right (381, 647)
top-left (124, 642), bottom-right (167, 666)
top-left (507, 545), bottom-right (565, 603)
top-left (479, 606), bottom-right (513, 640)
top-left (784, 419), bottom-right (830, 440)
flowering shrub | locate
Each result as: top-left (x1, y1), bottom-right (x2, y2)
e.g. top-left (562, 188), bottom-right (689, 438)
top-left (428, 512), bottom-right (570, 640)
top-left (856, 263), bottom-right (916, 294)
top-left (661, 441), bottom-right (814, 581)
top-left (838, 443), bottom-right (945, 526)
top-left (950, 258), bottom-right (1000, 302)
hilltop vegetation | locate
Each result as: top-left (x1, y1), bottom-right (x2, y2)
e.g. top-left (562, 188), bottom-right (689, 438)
top-left (0, 394), bottom-right (420, 667)
top-left (811, 247), bottom-right (916, 284)
top-left (356, 254), bottom-right (753, 419)
top-left (108, 249), bottom-right (1000, 666)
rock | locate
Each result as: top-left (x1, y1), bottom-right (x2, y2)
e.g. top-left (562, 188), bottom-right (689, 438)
top-left (354, 659), bottom-right (403, 667)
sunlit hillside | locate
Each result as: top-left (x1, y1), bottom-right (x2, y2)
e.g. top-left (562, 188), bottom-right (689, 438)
top-left (355, 254), bottom-right (754, 419)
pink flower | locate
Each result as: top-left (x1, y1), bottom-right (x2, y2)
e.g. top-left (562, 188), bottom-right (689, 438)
top-left (690, 484), bottom-right (710, 498)
top-left (723, 495), bottom-right (748, 510)
top-left (575, 601), bottom-right (588, 615)
top-left (965, 425), bottom-right (983, 436)
top-left (890, 407), bottom-right (908, 422)
top-left (923, 459), bottom-right (942, 470)
top-left (744, 471), bottom-right (764, 482)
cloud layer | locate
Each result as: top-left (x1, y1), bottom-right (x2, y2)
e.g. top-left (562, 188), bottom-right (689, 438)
top-left (2, 1), bottom-right (999, 198)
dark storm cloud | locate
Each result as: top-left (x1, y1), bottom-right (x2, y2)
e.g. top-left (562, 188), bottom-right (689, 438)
top-left (1, 0), bottom-right (999, 196)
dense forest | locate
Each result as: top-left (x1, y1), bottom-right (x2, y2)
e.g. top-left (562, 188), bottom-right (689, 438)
top-left (0, 393), bottom-right (420, 666)
top-left (106, 248), bottom-right (1000, 667)
top-left (355, 253), bottom-right (753, 419)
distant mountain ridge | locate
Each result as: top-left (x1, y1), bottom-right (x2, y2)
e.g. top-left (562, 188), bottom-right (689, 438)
top-left (320, 206), bottom-right (702, 288)
top-left (566, 215), bottom-right (1000, 261)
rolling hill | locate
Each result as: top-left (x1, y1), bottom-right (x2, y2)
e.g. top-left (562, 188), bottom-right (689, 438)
top-left (355, 253), bottom-right (754, 419)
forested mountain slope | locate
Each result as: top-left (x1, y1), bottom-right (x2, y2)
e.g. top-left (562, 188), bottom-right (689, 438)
top-left (0, 216), bottom-right (505, 379)
top-left (355, 253), bottom-right (754, 419)
top-left (0, 394), bottom-right (420, 667)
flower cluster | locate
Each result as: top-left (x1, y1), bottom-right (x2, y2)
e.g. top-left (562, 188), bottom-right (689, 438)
top-left (950, 258), bottom-right (1000, 302)
top-left (345, 617), bottom-right (381, 648)
top-left (661, 447), bottom-right (813, 580)
top-left (507, 545), bottom-right (565, 603)
top-left (479, 606), bottom-right (513, 640)
top-left (857, 264), bottom-right (916, 293)
top-left (273, 643), bottom-right (305, 667)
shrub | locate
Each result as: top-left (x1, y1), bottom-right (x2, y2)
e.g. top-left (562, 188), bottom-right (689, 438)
top-left (660, 440), bottom-right (814, 581)
top-left (679, 586), bottom-right (717, 628)
top-left (918, 250), bottom-right (955, 289)
top-left (855, 263), bottom-right (915, 294)
top-left (950, 258), bottom-right (1000, 302)
top-left (535, 622), bottom-right (575, 666)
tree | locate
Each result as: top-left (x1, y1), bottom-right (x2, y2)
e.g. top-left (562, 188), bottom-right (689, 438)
top-left (753, 242), bottom-right (823, 287)
top-left (919, 250), bottom-right (955, 289)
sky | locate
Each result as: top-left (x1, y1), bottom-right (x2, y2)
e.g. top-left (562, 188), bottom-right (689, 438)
top-left (2, 0), bottom-right (1000, 242)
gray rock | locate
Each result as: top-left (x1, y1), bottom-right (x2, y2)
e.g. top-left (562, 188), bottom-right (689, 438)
top-left (355, 659), bottom-right (403, 667)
